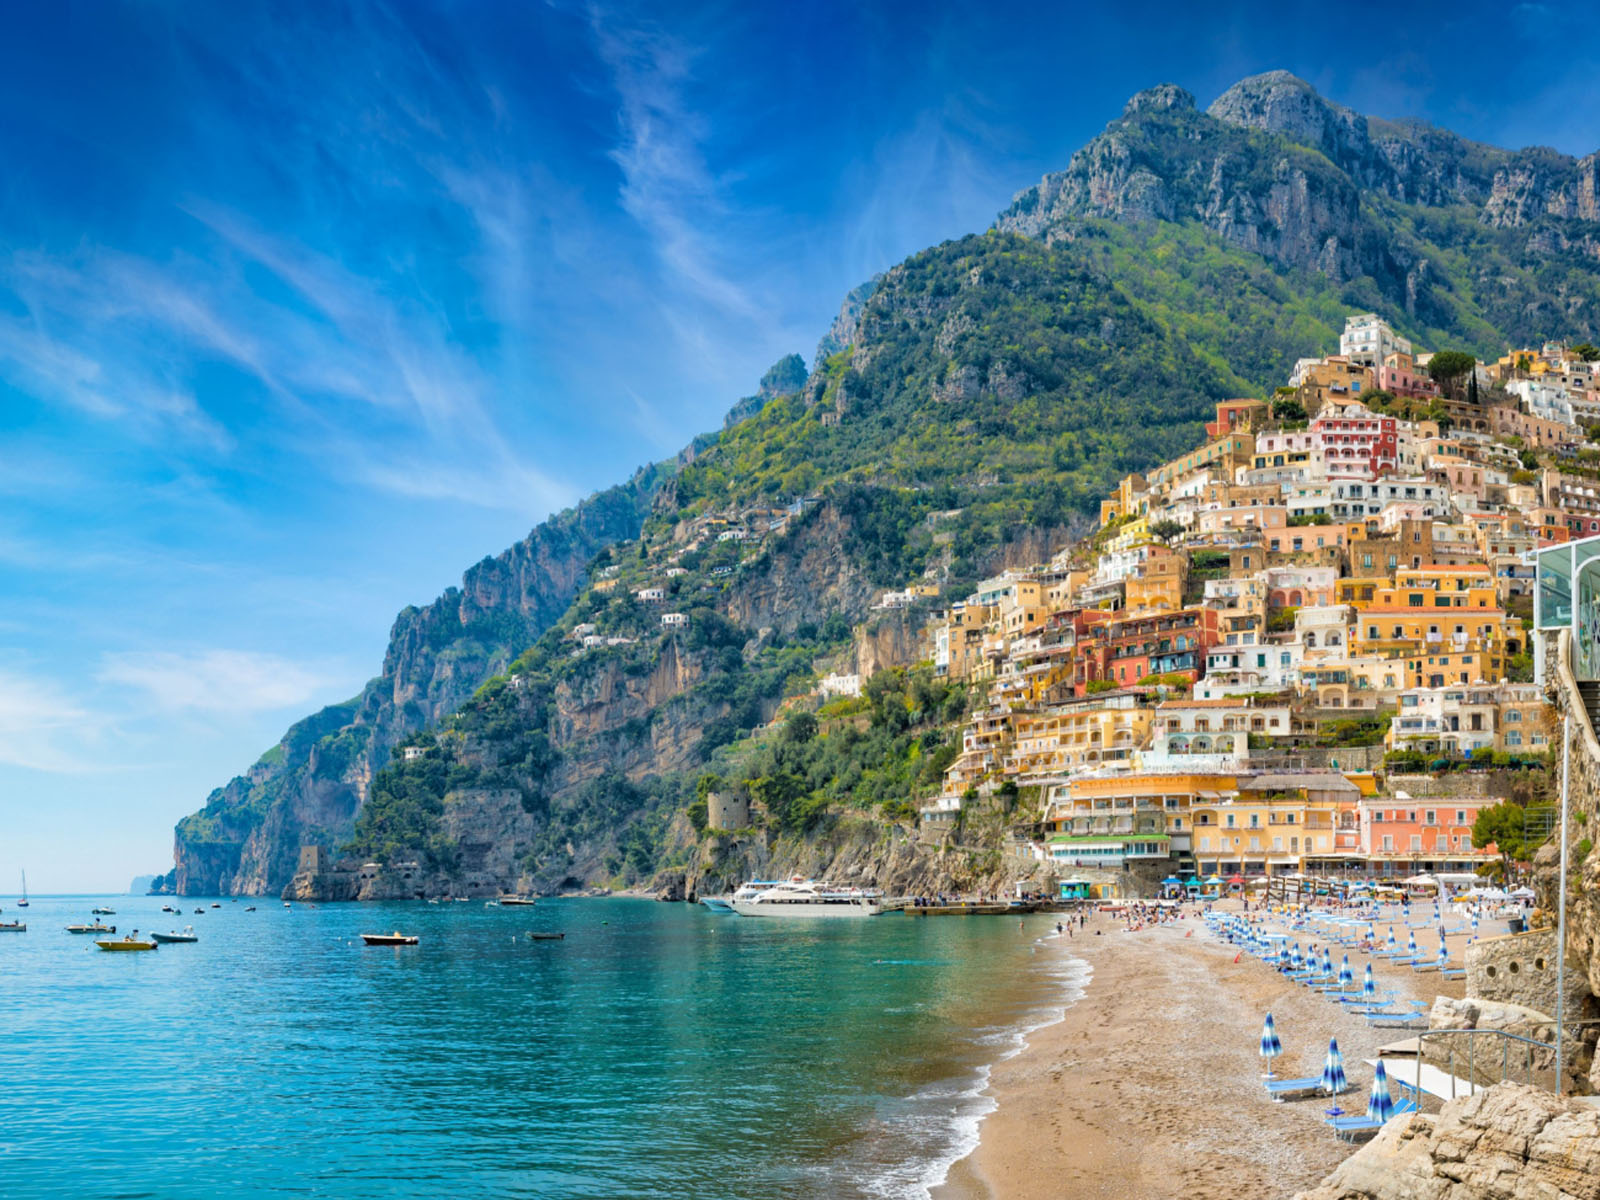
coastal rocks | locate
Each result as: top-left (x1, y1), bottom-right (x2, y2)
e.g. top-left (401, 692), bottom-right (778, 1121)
top-left (1290, 1083), bottom-right (1600, 1200)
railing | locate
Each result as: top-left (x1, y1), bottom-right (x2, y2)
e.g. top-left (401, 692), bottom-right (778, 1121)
top-left (1412, 1022), bottom-right (1600, 1100)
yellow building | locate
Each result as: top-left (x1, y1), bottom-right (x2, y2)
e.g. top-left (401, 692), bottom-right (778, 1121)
top-left (1125, 549), bottom-right (1187, 614)
top-left (1191, 773), bottom-right (1360, 875)
top-left (1146, 433), bottom-right (1256, 490)
top-left (1006, 701), bottom-right (1154, 780)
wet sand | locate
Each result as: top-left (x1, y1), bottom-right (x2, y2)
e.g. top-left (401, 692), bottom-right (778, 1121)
top-left (935, 903), bottom-right (1468, 1200)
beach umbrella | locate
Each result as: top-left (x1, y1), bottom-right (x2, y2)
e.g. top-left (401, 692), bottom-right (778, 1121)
top-left (1437, 941), bottom-right (1450, 969)
top-left (1260, 1013), bottom-right (1283, 1076)
top-left (1365, 922), bottom-right (1376, 942)
top-left (1406, 931), bottom-right (1418, 957)
top-left (1321, 948), bottom-right (1334, 978)
top-left (1361, 963), bottom-right (1376, 1001)
top-left (1338, 955), bottom-right (1353, 990)
top-left (1385, 927), bottom-right (1397, 953)
top-left (1289, 942), bottom-right (1303, 971)
top-left (1320, 1037), bottom-right (1347, 1097)
top-left (1366, 1059), bottom-right (1395, 1122)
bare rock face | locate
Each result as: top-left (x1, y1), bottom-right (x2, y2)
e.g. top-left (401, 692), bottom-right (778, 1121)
top-left (174, 471), bottom-right (662, 895)
top-left (1291, 1083), bottom-right (1600, 1200)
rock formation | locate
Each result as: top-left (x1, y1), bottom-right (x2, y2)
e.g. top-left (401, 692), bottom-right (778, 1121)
top-left (1291, 1083), bottom-right (1600, 1200)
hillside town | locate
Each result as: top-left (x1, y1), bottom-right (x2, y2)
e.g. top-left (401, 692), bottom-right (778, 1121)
top-left (909, 314), bottom-right (1597, 887)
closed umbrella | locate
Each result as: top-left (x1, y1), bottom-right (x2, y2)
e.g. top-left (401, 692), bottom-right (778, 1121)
top-left (1289, 942), bottom-right (1303, 971)
top-left (1436, 941), bottom-right (1450, 970)
top-left (1321, 947), bottom-right (1334, 978)
top-left (1260, 1012), bottom-right (1283, 1077)
top-left (1366, 1059), bottom-right (1395, 1122)
top-left (1320, 1037), bottom-right (1348, 1115)
top-left (1406, 931), bottom-right (1418, 957)
top-left (1385, 927), bottom-right (1397, 953)
top-left (1338, 955), bottom-right (1353, 990)
top-left (1360, 963), bottom-right (1376, 1001)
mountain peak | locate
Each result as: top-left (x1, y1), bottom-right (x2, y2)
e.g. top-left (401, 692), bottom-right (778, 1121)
top-left (1123, 83), bottom-right (1195, 118)
top-left (1206, 70), bottom-right (1368, 161)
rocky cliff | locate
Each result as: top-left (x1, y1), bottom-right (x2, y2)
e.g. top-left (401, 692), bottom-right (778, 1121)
top-left (172, 469), bottom-right (664, 895)
top-left (998, 71), bottom-right (1600, 340)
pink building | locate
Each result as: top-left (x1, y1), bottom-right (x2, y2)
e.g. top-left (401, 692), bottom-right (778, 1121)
top-left (1356, 796), bottom-right (1498, 876)
top-left (1377, 364), bottom-right (1440, 402)
top-left (1311, 407), bottom-right (1398, 481)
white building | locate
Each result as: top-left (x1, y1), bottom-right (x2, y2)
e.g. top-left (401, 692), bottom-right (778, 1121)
top-left (819, 672), bottom-right (862, 699)
top-left (1340, 313), bottom-right (1411, 368)
top-left (661, 612), bottom-right (688, 628)
top-left (635, 587), bottom-right (666, 603)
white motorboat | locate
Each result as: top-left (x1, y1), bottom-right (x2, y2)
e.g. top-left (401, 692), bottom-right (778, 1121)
top-left (730, 878), bottom-right (886, 918)
top-left (699, 879), bottom-right (779, 913)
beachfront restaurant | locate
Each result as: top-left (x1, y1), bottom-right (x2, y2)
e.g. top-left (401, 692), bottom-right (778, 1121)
top-left (1047, 834), bottom-right (1172, 869)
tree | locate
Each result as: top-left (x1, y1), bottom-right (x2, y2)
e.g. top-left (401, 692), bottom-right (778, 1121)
top-left (1427, 350), bottom-right (1477, 395)
top-left (1472, 801), bottom-right (1528, 873)
top-left (1573, 343), bottom-right (1600, 363)
top-left (1271, 397), bottom-right (1307, 422)
top-left (1149, 519), bottom-right (1183, 541)
top-left (1357, 388), bottom-right (1396, 412)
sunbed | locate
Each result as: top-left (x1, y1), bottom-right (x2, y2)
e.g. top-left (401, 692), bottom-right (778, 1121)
top-left (1326, 1097), bottom-right (1419, 1141)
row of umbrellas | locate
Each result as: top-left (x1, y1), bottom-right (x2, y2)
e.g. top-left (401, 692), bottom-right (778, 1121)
top-left (1260, 1013), bottom-right (1394, 1121)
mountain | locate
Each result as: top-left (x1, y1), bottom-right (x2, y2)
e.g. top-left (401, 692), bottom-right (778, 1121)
top-left (998, 72), bottom-right (1600, 348)
top-left (171, 73), bottom-right (1600, 897)
top-left (173, 468), bottom-right (665, 894)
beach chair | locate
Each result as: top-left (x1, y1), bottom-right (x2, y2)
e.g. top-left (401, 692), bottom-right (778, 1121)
top-left (1326, 1097), bottom-right (1419, 1141)
top-left (1441, 967), bottom-right (1467, 979)
top-left (1263, 1075), bottom-right (1325, 1101)
top-left (1364, 1009), bottom-right (1427, 1029)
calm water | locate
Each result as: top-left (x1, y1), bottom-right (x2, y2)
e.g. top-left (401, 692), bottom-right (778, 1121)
top-left (0, 895), bottom-right (1086, 1199)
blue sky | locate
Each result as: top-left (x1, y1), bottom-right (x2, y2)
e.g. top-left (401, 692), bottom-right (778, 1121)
top-left (4, 0), bottom-right (1598, 893)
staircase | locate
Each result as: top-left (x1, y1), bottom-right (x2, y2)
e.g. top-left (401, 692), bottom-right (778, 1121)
top-left (1579, 681), bottom-right (1600, 741)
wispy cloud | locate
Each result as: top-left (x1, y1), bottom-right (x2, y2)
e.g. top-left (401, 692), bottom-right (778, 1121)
top-left (0, 668), bottom-right (98, 773)
top-left (97, 649), bottom-right (341, 717)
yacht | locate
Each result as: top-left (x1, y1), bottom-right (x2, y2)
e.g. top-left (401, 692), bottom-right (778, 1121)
top-left (699, 879), bottom-right (779, 913)
top-left (730, 878), bottom-right (887, 918)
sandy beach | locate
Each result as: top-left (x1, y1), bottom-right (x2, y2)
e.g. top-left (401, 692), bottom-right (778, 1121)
top-left (935, 902), bottom-right (1471, 1200)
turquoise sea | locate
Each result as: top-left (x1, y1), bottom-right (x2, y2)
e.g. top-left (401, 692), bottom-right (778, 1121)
top-left (1, 895), bottom-right (1087, 1199)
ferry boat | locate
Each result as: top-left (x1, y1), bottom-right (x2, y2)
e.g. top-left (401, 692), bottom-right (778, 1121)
top-left (699, 879), bottom-right (780, 913)
top-left (729, 878), bottom-right (887, 918)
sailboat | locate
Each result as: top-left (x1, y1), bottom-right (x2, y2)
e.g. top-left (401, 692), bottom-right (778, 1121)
top-left (16, 871), bottom-right (27, 908)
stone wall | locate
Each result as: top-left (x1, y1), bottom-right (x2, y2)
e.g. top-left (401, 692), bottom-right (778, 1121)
top-left (1467, 929), bottom-right (1591, 1017)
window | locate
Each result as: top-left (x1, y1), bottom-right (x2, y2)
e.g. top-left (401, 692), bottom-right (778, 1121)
top-left (1456, 811), bottom-right (1466, 826)
top-left (1425, 810), bottom-right (1436, 825)
top-left (1411, 835), bottom-right (1422, 852)
top-left (1382, 835), bottom-right (1394, 851)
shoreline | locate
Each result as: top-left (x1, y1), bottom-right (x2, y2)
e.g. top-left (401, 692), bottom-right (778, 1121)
top-left (933, 903), bottom-right (1464, 1200)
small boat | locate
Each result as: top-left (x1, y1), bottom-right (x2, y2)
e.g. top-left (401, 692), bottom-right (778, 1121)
top-left (283, 902), bottom-right (291, 909)
top-left (92, 906), bottom-right (116, 915)
top-left (211, 902), bottom-right (221, 908)
top-left (360, 931), bottom-right (419, 946)
top-left (150, 927), bottom-right (198, 944)
top-left (161, 904), bottom-right (177, 913)
top-left (193, 908), bottom-right (205, 914)
top-left (245, 906), bottom-right (256, 912)
top-left (0, 921), bottom-right (24, 932)
top-left (97, 935), bottom-right (157, 951)
top-left (498, 897), bottom-right (538, 907)
top-left (527, 931), bottom-right (565, 940)
top-left (66, 921), bottom-right (116, 934)
top-left (16, 870), bottom-right (27, 908)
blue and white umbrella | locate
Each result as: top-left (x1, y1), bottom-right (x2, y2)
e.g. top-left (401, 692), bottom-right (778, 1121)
top-left (1437, 941), bottom-right (1450, 969)
top-left (1406, 931), bottom-right (1418, 957)
top-left (1338, 955), bottom-right (1354, 990)
top-left (1361, 963), bottom-right (1376, 1000)
top-left (1366, 1059), bottom-right (1395, 1122)
top-left (1385, 927), bottom-right (1397, 953)
top-left (1365, 923), bottom-right (1376, 943)
top-left (1322, 947), bottom-right (1334, 977)
top-left (1260, 1012), bottom-right (1283, 1076)
top-left (1290, 943), bottom-right (1303, 971)
top-left (1320, 1037), bottom-right (1347, 1095)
